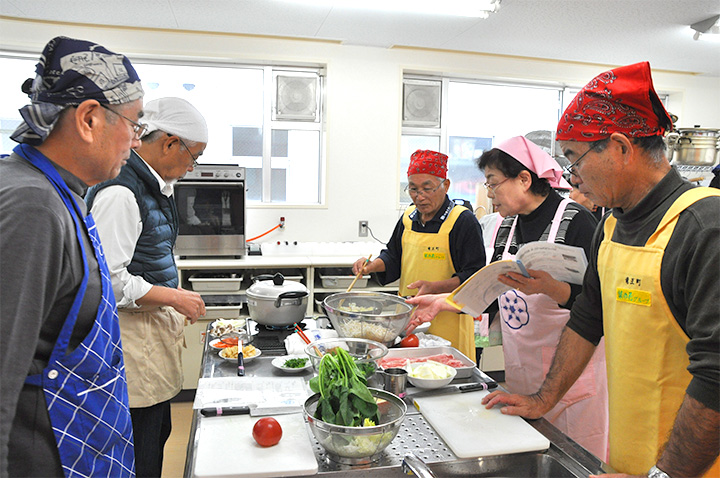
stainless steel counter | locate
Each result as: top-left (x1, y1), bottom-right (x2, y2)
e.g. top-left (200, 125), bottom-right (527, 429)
top-left (183, 333), bottom-right (615, 477)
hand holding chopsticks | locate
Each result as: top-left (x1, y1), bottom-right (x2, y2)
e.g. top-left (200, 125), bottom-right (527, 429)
top-left (347, 254), bottom-right (372, 292)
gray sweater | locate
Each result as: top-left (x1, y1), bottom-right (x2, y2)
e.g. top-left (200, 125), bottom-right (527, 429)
top-left (0, 153), bottom-right (102, 477)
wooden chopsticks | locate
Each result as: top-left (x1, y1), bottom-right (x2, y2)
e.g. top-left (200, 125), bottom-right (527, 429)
top-left (294, 323), bottom-right (323, 357)
top-left (346, 254), bottom-right (372, 292)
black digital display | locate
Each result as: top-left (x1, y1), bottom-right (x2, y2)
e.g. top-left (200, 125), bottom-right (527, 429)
top-left (200, 172), bottom-right (214, 178)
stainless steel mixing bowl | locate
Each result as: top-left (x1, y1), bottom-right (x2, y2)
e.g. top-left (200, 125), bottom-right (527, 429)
top-left (303, 388), bottom-right (407, 464)
top-left (323, 292), bottom-right (414, 346)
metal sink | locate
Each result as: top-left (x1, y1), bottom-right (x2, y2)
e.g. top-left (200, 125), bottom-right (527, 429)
top-left (403, 450), bottom-right (590, 477)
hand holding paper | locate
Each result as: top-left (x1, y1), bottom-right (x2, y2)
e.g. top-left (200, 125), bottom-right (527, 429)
top-left (447, 242), bottom-right (588, 317)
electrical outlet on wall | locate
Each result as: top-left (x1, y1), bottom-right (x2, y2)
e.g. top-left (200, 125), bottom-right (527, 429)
top-left (359, 220), bottom-right (368, 237)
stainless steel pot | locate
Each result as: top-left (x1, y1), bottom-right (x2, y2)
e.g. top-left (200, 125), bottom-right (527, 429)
top-left (246, 273), bottom-right (308, 327)
top-left (666, 128), bottom-right (720, 166)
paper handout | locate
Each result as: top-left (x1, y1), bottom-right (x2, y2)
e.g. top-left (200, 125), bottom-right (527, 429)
top-left (447, 242), bottom-right (587, 317)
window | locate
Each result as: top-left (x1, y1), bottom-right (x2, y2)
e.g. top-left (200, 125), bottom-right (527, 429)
top-left (0, 55), bottom-right (324, 205)
top-left (402, 76), bottom-right (565, 210)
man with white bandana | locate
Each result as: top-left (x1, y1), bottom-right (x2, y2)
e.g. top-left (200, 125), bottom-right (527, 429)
top-left (86, 97), bottom-right (208, 478)
top-left (1, 36), bottom-right (143, 477)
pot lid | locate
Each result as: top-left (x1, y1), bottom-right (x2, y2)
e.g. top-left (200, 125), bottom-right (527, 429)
top-left (246, 272), bottom-right (308, 299)
top-left (676, 127), bottom-right (720, 135)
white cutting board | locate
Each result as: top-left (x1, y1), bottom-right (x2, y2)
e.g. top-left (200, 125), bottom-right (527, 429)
top-left (193, 413), bottom-right (318, 478)
top-left (414, 390), bottom-right (550, 459)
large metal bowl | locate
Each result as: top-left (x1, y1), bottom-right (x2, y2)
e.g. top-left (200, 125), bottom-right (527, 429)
top-left (303, 388), bottom-right (407, 464)
top-left (323, 292), bottom-right (414, 346)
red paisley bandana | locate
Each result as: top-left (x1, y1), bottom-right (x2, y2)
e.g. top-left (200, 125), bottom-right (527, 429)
top-left (556, 61), bottom-right (673, 141)
top-left (407, 150), bottom-right (448, 178)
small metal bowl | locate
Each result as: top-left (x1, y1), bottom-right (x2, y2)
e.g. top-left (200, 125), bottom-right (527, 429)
top-left (304, 337), bottom-right (388, 373)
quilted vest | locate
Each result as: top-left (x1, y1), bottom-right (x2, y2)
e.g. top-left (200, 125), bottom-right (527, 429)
top-left (86, 151), bottom-right (179, 288)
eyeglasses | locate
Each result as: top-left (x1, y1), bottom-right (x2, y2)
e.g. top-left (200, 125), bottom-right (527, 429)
top-left (177, 136), bottom-right (199, 168)
top-left (563, 140), bottom-right (601, 177)
top-left (99, 103), bottom-right (148, 139)
top-left (483, 177), bottom-right (510, 191)
top-left (404, 181), bottom-right (446, 197)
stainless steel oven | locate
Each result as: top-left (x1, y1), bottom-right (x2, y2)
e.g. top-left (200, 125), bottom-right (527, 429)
top-left (174, 164), bottom-right (246, 258)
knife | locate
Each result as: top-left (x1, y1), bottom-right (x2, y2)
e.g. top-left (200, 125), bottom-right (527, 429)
top-left (409, 381), bottom-right (498, 399)
top-left (200, 404), bottom-right (303, 417)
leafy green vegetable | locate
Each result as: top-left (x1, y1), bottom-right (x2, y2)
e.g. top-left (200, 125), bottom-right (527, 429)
top-left (283, 357), bottom-right (309, 368)
top-left (309, 348), bottom-right (380, 427)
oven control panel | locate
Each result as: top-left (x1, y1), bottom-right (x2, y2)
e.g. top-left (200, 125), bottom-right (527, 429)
top-left (182, 164), bottom-right (245, 181)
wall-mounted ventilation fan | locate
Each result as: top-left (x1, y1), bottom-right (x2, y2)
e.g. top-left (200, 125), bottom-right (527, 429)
top-left (403, 79), bottom-right (441, 127)
top-left (275, 75), bottom-right (319, 121)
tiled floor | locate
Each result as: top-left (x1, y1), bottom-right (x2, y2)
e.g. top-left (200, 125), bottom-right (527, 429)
top-left (162, 401), bottom-right (194, 478)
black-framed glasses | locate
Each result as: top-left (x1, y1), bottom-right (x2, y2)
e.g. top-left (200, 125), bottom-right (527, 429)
top-left (483, 177), bottom-right (510, 191)
top-left (99, 103), bottom-right (148, 139)
top-left (404, 180), bottom-right (446, 197)
top-left (177, 136), bottom-right (199, 168)
top-left (563, 140), bottom-right (602, 177)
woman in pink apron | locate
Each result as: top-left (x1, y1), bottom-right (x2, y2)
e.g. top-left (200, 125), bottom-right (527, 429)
top-left (480, 136), bottom-right (608, 459)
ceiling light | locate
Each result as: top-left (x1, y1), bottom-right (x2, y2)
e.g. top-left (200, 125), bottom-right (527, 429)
top-left (690, 14), bottom-right (720, 41)
top-left (283, 0), bottom-right (501, 18)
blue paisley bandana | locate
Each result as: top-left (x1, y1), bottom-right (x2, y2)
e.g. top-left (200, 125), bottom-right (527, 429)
top-left (11, 36), bottom-right (144, 145)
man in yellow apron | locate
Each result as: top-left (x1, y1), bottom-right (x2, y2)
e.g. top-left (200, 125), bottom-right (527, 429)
top-left (479, 62), bottom-right (719, 477)
top-left (352, 150), bottom-right (485, 360)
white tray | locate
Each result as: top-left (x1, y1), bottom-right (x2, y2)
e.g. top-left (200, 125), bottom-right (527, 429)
top-left (318, 274), bottom-right (370, 288)
top-left (189, 273), bottom-right (243, 292)
top-left (379, 346), bottom-right (476, 378)
top-left (204, 305), bottom-right (242, 319)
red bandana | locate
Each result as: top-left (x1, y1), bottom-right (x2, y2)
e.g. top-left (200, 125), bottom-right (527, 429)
top-left (556, 62), bottom-right (673, 141)
top-left (407, 150), bottom-right (448, 178)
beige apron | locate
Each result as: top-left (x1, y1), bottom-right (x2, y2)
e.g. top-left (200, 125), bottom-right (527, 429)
top-left (119, 306), bottom-right (186, 408)
top-left (400, 205), bottom-right (476, 361)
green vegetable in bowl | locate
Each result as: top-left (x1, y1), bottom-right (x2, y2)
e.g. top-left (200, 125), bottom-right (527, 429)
top-left (309, 348), bottom-right (380, 427)
top-left (283, 357), bottom-right (309, 368)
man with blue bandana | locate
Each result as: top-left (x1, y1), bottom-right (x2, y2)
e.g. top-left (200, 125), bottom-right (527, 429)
top-left (0, 36), bottom-right (143, 477)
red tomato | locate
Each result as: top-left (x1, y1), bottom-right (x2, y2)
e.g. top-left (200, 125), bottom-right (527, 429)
top-left (252, 417), bottom-right (283, 447)
top-left (399, 334), bottom-right (419, 347)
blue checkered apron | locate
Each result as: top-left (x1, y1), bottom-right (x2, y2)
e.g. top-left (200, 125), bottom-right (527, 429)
top-left (19, 144), bottom-right (136, 477)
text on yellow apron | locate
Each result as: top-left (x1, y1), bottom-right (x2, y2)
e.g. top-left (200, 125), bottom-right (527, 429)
top-left (598, 188), bottom-right (720, 475)
top-left (400, 204), bottom-right (476, 361)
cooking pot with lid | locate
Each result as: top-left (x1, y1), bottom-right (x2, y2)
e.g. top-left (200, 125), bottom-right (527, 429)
top-left (666, 127), bottom-right (720, 166)
top-left (246, 272), bottom-right (308, 327)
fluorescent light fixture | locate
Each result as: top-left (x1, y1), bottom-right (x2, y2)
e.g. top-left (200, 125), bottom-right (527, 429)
top-left (283, 0), bottom-right (501, 18)
top-left (690, 14), bottom-right (720, 41)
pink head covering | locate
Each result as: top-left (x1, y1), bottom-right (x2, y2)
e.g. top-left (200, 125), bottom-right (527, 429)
top-left (496, 136), bottom-right (564, 188)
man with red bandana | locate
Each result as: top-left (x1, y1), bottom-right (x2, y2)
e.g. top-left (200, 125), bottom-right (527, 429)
top-left (352, 150), bottom-right (485, 361)
top-left (482, 62), bottom-right (719, 477)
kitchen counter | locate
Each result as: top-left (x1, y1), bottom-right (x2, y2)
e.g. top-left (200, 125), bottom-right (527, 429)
top-left (183, 327), bottom-right (614, 477)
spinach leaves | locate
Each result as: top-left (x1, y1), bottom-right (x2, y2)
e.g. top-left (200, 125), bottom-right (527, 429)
top-left (308, 348), bottom-right (379, 427)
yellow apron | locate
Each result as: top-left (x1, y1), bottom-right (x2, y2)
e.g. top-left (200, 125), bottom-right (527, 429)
top-left (598, 188), bottom-right (720, 475)
top-left (400, 205), bottom-right (476, 361)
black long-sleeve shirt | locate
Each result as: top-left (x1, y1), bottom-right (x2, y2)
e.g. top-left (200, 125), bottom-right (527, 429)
top-left (376, 197), bottom-right (486, 286)
top-left (568, 168), bottom-right (720, 411)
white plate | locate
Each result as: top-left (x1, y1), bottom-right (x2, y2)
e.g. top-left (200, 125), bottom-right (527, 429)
top-left (271, 355), bottom-right (312, 373)
top-left (208, 318), bottom-right (246, 337)
top-left (208, 337), bottom-right (241, 350)
top-left (218, 347), bottom-right (261, 363)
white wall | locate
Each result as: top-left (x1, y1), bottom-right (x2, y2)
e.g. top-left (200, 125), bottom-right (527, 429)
top-left (3, 18), bottom-right (719, 248)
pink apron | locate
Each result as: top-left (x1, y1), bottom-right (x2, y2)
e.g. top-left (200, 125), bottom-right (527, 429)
top-left (493, 198), bottom-right (609, 460)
